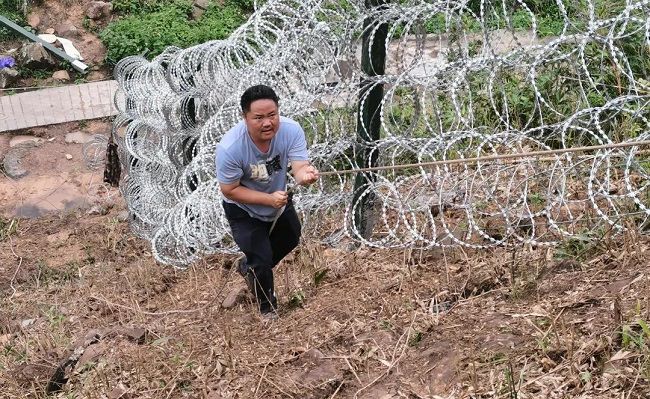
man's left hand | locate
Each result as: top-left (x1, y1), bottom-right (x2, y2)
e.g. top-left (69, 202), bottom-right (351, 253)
top-left (296, 164), bottom-right (319, 186)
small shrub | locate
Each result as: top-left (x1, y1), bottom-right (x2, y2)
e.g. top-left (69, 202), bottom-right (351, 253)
top-left (100, 0), bottom-right (247, 64)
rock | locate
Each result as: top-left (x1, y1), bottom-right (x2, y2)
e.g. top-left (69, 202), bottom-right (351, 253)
top-left (222, 286), bottom-right (247, 309)
top-left (71, 328), bottom-right (107, 348)
top-left (191, 0), bottom-right (211, 20)
top-left (21, 319), bottom-right (36, 328)
top-left (87, 205), bottom-right (108, 215)
top-left (86, 1), bottom-right (113, 20)
top-left (27, 13), bottom-right (40, 29)
top-left (294, 360), bottom-right (341, 387)
top-left (46, 231), bottom-right (70, 244)
top-left (0, 68), bottom-right (19, 89)
top-left (65, 131), bottom-right (93, 144)
top-left (119, 327), bottom-right (147, 344)
top-left (302, 348), bottom-right (325, 362)
top-left (44, 28), bottom-right (55, 34)
top-left (77, 344), bottom-right (104, 366)
top-left (9, 135), bottom-right (42, 148)
top-left (55, 21), bottom-right (81, 38)
top-left (109, 383), bottom-right (129, 399)
top-left (52, 70), bottom-right (71, 82)
top-left (65, 154), bottom-right (73, 160)
top-left (37, 34), bottom-right (57, 44)
top-left (20, 43), bottom-right (57, 70)
top-left (3, 143), bottom-right (36, 179)
top-left (117, 210), bottom-right (130, 222)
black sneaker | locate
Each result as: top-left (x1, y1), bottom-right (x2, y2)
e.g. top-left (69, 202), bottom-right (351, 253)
top-left (261, 311), bottom-right (278, 322)
top-left (237, 257), bottom-right (255, 295)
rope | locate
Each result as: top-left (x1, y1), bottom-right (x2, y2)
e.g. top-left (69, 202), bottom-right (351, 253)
top-left (318, 140), bottom-right (650, 176)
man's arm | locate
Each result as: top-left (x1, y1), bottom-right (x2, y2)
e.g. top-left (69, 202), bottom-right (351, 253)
top-left (220, 181), bottom-right (288, 209)
top-left (291, 160), bottom-right (319, 186)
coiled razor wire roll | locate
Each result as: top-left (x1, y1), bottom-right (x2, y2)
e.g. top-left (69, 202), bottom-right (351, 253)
top-left (113, 0), bottom-right (650, 267)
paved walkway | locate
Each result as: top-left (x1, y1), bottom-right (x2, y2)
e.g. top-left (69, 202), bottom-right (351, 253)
top-left (0, 80), bottom-right (119, 132)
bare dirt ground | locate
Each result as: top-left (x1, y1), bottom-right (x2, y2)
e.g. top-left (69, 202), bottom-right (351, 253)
top-left (1, 122), bottom-right (650, 398)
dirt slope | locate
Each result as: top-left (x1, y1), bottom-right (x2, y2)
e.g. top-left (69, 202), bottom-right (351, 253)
top-left (1, 198), bottom-right (649, 398)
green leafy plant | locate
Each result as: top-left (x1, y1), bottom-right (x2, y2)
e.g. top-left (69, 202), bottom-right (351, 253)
top-left (408, 330), bottom-right (423, 346)
top-left (313, 268), bottom-right (329, 285)
top-left (0, 0), bottom-right (26, 40)
top-left (288, 289), bottom-right (305, 308)
top-left (100, 0), bottom-right (247, 64)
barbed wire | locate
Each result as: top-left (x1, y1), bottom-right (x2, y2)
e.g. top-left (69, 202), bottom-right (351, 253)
top-left (113, 0), bottom-right (650, 267)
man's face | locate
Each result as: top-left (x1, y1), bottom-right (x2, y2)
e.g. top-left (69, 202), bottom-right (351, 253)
top-left (243, 99), bottom-right (279, 144)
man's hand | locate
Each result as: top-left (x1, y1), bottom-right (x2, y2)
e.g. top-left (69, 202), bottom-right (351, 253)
top-left (268, 191), bottom-right (288, 208)
top-left (292, 161), bottom-right (320, 186)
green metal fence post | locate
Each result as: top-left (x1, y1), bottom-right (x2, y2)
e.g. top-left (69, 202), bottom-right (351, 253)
top-left (352, 0), bottom-right (388, 239)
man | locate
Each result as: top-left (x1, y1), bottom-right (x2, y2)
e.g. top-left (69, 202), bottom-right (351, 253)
top-left (216, 85), bottom-right (319, 320)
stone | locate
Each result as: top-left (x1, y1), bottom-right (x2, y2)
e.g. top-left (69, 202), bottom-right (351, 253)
top-left (44, 28), bottom-right (55, 34)
top-left (72, 328), bottom-right (107, 348)
top-left (87, 205), bottom-right (108, 215)
top-left (117, 210), bottom-right (130, 222)
top-left (222, 286), bottom-right (247, 309)
top-left (0, 68), bottom-right (19, 89)
top-left (55, 21), bottom-right (81, 38)
top-left (21, 319), bottom-right (36, 328)
top-left (108, 383), bottom-right (129, 399)
top-left (20, 43), bottom-right (57, 70)
top-left (3, 144), bottom-right (35, 179)
top-left (302, 348), bottom-right (325, 362)
top-left (65, 131), bottom-right (93, 144)
top-left (191, 0), bottom-right (211, 20)
top-left (86, 1), bottom-right (113, 20)
top-left (65, 154), bottom-right (73, 160)
top-left (294, 360), bottom-right (340, 387)
top-left (9, 135), bottom-right (42, 148)
top-left (27, 13), bottom-right (40, 29)
top-left (119, 327), bottom-right (147, 344)
top-left (46, 231), bottom-right (70, 244)
top-left (77, 344), bottom-right (104, 366)
top-left (52, 70), bottom-right (71, 82)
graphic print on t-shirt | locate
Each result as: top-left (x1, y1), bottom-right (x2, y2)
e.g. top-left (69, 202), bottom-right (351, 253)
top-left (249, 154), bottom-right (282, 183)
top-left (265, 155), bottom-right (282, 175)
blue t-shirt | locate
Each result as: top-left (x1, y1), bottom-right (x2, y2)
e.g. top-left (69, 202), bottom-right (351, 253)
top-left (216, 116), bottom-right (309, 221)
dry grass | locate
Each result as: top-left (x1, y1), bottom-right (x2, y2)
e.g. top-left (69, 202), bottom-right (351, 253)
top-left (0, 209), bottom-right (649, 398)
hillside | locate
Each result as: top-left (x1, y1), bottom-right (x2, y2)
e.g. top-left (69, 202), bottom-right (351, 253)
top-left (1, 198), bottom-right (649, 397)
top-left (1, 0), bottom-right (650, 398)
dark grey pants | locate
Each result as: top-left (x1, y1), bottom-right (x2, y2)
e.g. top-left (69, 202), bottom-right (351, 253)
top-left (222, 201), bottom-right (301, 313)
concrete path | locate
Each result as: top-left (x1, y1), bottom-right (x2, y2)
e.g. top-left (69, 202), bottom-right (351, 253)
top-left (0, 80), bottom-right (118, 132)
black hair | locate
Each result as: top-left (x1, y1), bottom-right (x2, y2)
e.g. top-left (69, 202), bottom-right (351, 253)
top-left (240, 85), bottom-right (279, 113)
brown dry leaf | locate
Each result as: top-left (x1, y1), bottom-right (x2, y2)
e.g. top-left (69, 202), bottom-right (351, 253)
top-left (607, 350), bottom-right (634, 363)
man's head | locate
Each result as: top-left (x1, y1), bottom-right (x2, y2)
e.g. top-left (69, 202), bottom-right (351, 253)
top-left (241, 85), bottom-right (280, 145)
